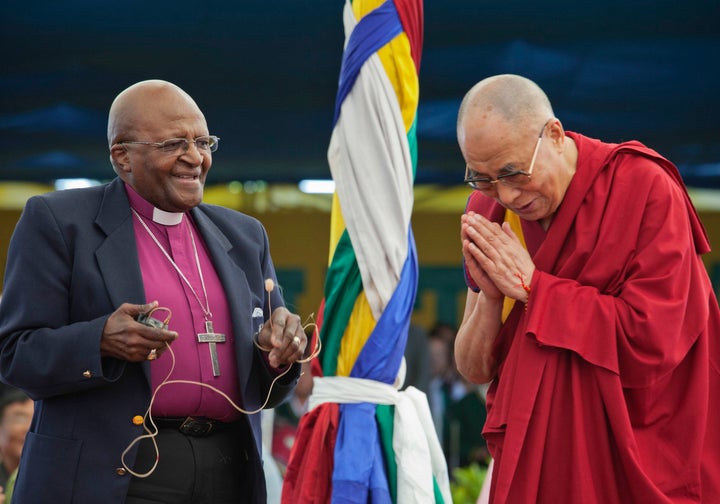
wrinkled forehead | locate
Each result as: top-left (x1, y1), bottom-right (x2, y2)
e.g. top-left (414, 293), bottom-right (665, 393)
top-left (461, 113), bottom-right (521, 157)
top-left (108, 82), bottom-right (206, 143)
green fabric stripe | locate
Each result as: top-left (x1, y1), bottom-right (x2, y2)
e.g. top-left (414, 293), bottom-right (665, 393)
top-left (433, 477), bottom-right (445, 503)
top-left (320, 229), bottom-right (363, 375)
top-left (407, 117), bottom-right (418, 178)
top-left (376, 404), bottom-right (398, 503)
top-left (376, 403), bottom-right (445, 504)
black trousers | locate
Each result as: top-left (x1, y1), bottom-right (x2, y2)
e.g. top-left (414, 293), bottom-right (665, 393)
top-left (125, 420), bottom-right (262, 504)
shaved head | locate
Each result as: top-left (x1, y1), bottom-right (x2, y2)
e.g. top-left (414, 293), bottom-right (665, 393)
top-left (457, 74), bottom-right (554, 136)
top-left (106, 79), bottom-right (212, 212)
top-left (456, 74), bottom-right (577, 227)
top-left (107, 80), bottom-right (204, 147)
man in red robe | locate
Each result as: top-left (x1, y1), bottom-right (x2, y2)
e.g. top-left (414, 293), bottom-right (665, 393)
top-left (455, 74), bottom-right (720, 503)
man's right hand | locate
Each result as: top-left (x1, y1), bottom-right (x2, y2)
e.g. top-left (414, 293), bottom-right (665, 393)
top-left (100, 301), bottom-right (178, 362)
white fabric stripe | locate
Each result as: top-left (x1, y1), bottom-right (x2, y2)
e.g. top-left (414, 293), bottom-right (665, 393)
top-left (327, 1), bottom-right (414, 319)
top-left (397, 388), bottom-right (453, 504)
top-left (310, 376), bottom-right (452, 504)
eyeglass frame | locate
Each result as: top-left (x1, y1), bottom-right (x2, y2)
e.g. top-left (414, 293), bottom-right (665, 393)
top-left (113, 135), bottom-right (220, 154)
top-left (464, 118), bottom-right (553, 192)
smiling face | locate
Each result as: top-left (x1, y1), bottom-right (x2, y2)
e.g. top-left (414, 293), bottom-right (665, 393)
top-left (457, 74), bottom-right (578, 228)
top-left (0, 398), bottom-right (33, 474)
top-left (459, 112), bottom-right (575, 226)
top-left (109, 81), bottom-right (212, 212)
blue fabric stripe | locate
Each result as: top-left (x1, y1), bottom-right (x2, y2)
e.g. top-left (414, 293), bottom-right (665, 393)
top-left (351, 230), bottom-right (418, 383)
top-left (333, 1), bottom-right (403, 125)
top-left (331, 403), bottom-right (393, 504)
top-left (330, 230), bottom-right (418, 501)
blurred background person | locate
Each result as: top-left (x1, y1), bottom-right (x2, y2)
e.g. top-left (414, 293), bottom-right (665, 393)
top-left (0, 384), bottom-right (33, 503)
top-left (443, 378), bottom-right (489, 471)
top-left (426, 325), bottom-right (465, 447)
top-left (402, 323), bottom-right (431, 393)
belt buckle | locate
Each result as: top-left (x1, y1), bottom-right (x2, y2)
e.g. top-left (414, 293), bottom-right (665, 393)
top-left (179, 417), bottom-right (213, 437)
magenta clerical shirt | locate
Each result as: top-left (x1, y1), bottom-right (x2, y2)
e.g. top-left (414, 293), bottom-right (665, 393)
top-left (126, 184), bottom-right (243, 422)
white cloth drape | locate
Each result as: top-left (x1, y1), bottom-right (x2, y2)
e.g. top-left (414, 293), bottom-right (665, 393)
top-left (310, 375), bottom-right (452, 504)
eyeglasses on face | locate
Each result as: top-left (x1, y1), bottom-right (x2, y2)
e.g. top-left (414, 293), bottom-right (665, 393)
top-left (464, 119), bottom-right (552, 193)
top-left (116, 135), bottom-right (220, 154)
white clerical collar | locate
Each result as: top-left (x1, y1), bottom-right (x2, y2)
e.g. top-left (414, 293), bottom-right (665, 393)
top-left (152, 207), bottom-right (184, 225)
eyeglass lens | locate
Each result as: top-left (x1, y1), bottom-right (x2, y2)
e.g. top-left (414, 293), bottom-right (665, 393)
top-left (161, 136), bottom-right (218, 153)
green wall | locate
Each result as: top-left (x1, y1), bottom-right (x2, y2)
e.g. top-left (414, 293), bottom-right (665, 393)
top-left (1, 208), bottom-right (719, 331)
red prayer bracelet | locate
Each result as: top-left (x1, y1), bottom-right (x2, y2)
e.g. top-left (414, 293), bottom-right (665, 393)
top-left (515, 273), bottom-right (531, 305)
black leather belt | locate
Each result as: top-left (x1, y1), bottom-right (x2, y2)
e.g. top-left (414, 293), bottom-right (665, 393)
top-left (151, 416), bottom-right (231, 437)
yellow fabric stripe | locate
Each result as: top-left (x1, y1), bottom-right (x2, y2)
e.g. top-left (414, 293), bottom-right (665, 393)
top-left (502, 211), bottom-right (528, 322)
top-left (377, 35), bottom-right (418, 133)
top-left (336, 292), bottom-right (377, 376)
top-left (352, 0), bottom-right (383, 19)
top-left (329, 193), bottom-right (346, 265)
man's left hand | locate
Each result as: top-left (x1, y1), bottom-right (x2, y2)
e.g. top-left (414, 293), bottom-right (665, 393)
top-left (256, 307), bottom-right (307, 368)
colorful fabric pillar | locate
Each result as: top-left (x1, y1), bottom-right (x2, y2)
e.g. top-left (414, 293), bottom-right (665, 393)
top-left (282, 1), bottom-right (451, 503)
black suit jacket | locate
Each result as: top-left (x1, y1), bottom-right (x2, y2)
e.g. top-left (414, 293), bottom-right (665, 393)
top-left (0, 177), bottom-right (299, 503)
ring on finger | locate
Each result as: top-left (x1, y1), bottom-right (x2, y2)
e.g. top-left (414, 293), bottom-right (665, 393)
top-left (147, 348), bottom-right (157, 361)
top-left (293, 336), bottom-right (301, 346)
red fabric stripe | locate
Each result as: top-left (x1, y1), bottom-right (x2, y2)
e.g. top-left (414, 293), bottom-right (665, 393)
top-left (281, 402), bottom-right (340, 503)
top-left (393, 0), bottom-right (424, 71)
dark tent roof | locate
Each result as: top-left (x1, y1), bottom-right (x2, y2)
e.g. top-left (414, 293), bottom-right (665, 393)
top-left (1, 0), bottom-right (719, 187)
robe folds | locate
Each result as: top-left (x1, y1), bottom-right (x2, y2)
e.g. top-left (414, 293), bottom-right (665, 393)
top-left (466, 132), bottom-right (720, 503)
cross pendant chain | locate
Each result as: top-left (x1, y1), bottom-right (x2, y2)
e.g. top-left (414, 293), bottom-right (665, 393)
top-left (197, 320), bottom-right (226, 377)
top-left (131, 209), bottom-right (213, 321)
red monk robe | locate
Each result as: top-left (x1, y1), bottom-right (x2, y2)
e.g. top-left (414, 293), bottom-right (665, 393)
top-left (466, 132), bottom-right (720, 503)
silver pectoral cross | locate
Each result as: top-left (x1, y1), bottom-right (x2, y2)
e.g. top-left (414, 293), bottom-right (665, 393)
top-left (197, 320), bottom-right (226, 377)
